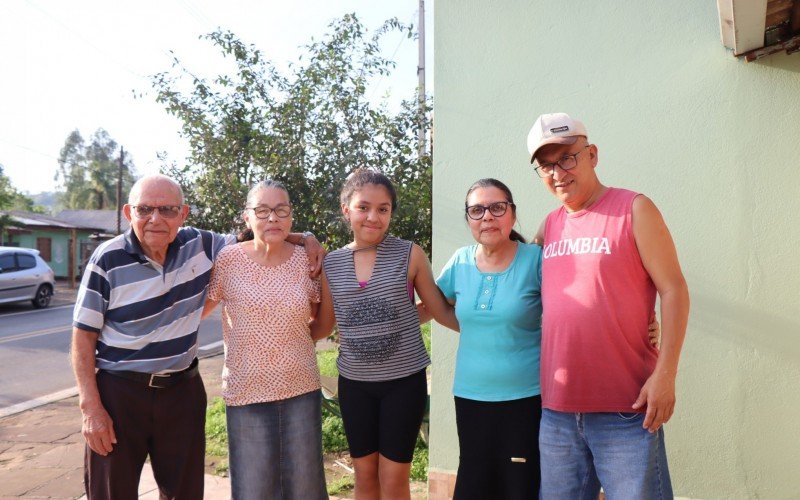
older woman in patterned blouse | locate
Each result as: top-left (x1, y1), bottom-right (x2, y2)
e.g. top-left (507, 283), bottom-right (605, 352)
top-left (203, 179), bottom-right (328, 500)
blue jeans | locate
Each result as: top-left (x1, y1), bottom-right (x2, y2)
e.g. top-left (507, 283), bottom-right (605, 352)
top-left (226, 390), bottom-right (328, 500)
top-left (539, 409), bottom-right (672, 500)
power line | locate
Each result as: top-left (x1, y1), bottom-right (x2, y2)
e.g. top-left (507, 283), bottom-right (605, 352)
top-left (179, 0), bottom-right (216, 31)
top-left (366, 9), bottom-right (418, 102)
top-left (0, 138), bottom-right (60, 161)
top-left (22, 0), bottom-right (148, 80)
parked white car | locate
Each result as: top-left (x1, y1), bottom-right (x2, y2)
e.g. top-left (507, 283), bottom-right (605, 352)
top-left (0, 247), bottom-right (56, 308)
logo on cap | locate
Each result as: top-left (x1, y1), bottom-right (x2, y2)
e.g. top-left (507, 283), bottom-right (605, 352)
top-left (550, 126), bottom-right (569, 133)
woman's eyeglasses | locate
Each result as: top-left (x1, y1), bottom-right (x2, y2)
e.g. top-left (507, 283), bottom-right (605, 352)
top-left (247, 205), bottom-right (292, 219)
top-left (465, 201), bottom-right (514, 220)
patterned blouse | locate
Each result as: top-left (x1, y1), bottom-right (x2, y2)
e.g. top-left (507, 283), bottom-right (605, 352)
top-left (207, 243), bottom-right (321, 406)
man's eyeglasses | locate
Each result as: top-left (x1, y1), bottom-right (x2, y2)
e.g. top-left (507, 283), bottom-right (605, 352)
top-left (465, 201), bottom-right (514, 220)
top-left (131, 205), bottom-right (183, 219)
top-left (533, 145), bottom-right (590, 178)
top-left (248, 205), bottom-right (292, 219)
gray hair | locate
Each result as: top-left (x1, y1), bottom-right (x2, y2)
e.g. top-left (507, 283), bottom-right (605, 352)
top-left (245, 179), bottom-right (290, 208)
top-left (238, 179), bottom-right (291, 242)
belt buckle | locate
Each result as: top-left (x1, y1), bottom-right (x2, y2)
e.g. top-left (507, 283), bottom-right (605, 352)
top-left (148, 373), bottom-right (171, 388)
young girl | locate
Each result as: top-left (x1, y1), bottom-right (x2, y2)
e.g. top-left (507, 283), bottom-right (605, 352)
top-left (311, 168), bottom-right (456, 499)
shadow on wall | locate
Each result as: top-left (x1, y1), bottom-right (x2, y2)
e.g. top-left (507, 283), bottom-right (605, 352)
top-left (689, 291), bottom-right (800, 362)
top-left (671, 291), bottom-right (800, 497)
top-left (751, 50), bottom-right (800, 73)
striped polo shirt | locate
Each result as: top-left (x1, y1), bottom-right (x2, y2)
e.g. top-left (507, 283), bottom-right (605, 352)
top-left (324, 235), bottom-right (430, 382)
top-left (73, 227), bottom-right (235, 374)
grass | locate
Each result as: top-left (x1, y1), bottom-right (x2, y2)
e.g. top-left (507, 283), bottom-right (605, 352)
top-left (327, 476), bottom-right (356, 496)
top-left (204, 397), bottom-right (229, 475)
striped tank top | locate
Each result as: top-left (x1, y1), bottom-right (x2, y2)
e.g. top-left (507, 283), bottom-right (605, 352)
top-left (324, 235), bottom-right (430, 382)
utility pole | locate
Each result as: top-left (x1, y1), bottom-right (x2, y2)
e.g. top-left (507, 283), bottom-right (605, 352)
top-left (417, 0), bottom-right (426, 157)
top-left (116, 147), bottom-right (124, 234)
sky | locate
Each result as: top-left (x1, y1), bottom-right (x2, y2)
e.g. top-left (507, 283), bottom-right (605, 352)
top-left (0, 0), bottom-right (433, 195)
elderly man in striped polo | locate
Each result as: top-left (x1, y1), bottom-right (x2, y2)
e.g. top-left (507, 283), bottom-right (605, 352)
top-left (71, 174), bottom-right (323, 499)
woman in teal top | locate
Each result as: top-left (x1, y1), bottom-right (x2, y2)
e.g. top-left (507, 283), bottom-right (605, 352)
top-left (435, 178), bottom-right (542, 500)
top-left (437, 241), bottom-right (542, 402)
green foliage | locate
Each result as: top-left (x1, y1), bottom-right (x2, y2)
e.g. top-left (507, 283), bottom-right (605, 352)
top-left (421, 321), bottom-right (431, 355)
top-left (321, 406), bottom-right (349, 453)
top-left (410, 437), bottom-right (429, 481)
top-left (317, 348), bottom-right (339, 378)
top-left (0, 166), bottom-right (10, 208)
top-left (0, 165), bottom-right (35, 211)
top-left (150, 14), bottom-right (432, 254)
top-left (55, 129), bottom-right (136, 210)
top-left (0, 165), bottom-right (37, 243)
top-left (205, 397), bottom-right (229, 458)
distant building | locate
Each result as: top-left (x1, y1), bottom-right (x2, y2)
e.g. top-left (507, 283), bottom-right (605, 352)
top-left (55, 209), bottom-right (129, 236)
top-left (0, 211), bottom-right (103, 279)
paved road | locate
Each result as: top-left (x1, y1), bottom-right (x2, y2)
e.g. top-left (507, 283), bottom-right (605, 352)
top-left (0, 302), bottom-right (223, 411)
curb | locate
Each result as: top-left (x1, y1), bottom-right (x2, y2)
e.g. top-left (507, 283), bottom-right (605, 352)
top-left (0, 347), bottom-right (225, 420)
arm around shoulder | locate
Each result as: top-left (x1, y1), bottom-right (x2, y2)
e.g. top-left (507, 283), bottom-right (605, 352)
top-left (410, 244), bottom-right (459, 332)
top-left (288, 232), bottom-right (325, 278)
top-left (309, 271), bottom-right (337, 341)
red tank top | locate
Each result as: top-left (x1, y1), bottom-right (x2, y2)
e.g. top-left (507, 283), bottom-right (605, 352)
top-left (541, 188), bottom-right (657, 413)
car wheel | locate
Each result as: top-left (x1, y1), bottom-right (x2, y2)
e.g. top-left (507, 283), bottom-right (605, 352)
top-left (32, 284), bottom-right (53, 309)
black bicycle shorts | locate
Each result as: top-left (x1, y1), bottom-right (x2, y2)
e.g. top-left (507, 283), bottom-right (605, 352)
top-left (338, 368), bottom-right (427, 463)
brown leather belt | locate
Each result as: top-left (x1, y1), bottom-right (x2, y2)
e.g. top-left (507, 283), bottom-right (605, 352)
top-left (100, 358), bottom-right (199, 389)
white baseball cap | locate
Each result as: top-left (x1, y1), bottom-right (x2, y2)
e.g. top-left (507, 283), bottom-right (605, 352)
top-left (527, 112), bottom-right (588, 164)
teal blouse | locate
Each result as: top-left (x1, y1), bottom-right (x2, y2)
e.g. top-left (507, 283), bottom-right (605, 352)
top-left (436, 242), bottom-right (542, 401)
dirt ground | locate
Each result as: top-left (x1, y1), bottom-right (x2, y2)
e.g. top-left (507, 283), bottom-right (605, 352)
top-left (205, 450), bottom-right (426, 499)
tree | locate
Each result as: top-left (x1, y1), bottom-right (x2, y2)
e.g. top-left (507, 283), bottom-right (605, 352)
top-left (0, 164), bottom-right (40, 243)
top-left (150, 14), bottom-right (432, 253)
top-left (55, 129), bottom-right (137, 210)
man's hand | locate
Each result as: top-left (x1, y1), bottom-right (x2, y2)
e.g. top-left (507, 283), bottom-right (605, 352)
top-left (303, 235), bottom-right (326, 278)
top-left (648, 319), bottom-right (660, 348)
top-left (72, 328), bottom-right (117, 455)
top-left (632, 371), bottom-right (676, 433)
top-left (81, 402), bottom-right (117, 455)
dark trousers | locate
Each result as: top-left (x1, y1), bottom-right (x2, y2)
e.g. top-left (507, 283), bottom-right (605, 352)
top-left (453, 395), bottom-right (542, 500)
top-left (84, 370), bottom-right (207, 500)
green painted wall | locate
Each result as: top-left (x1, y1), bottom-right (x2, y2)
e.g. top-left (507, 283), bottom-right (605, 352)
top-left (11, 229), bottom-right (95, 277)
top-left (431, 1), bottom-right (800, 498)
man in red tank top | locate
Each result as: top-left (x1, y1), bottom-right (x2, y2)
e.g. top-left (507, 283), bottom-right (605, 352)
top-left (528, 113), bottom-right (690, 499)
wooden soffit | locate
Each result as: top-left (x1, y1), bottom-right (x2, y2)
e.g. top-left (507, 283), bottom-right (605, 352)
top-left (718, 0), bottom-right (800, 61)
